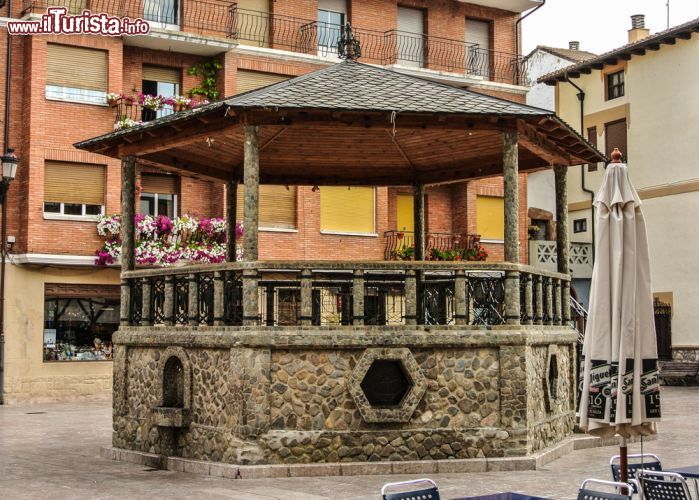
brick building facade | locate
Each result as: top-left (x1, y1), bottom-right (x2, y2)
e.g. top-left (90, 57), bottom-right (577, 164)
top-left (0, 0), bottom-right (538, 403)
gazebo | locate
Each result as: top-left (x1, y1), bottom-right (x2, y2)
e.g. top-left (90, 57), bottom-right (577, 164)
top-left (77, 61), bottom-right (604, 475)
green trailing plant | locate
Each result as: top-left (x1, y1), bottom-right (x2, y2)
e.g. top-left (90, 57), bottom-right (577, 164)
top-left (187, 58), bottom-right (223, 101)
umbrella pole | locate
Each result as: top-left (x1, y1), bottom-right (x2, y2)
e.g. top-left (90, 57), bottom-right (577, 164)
top-left (620, 436), bottom-right (629, 492)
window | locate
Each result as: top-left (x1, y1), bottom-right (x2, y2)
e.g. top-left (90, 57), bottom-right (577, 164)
top-left (573, 218), bottom-right (587, 233)
top-left (317, 0), bottom-right (346, 56)
top-left (43, 161), bottom-right (105, 219)
top-left (320, 186), bottom-right (375, 235)
top-left (142, 65), bottom-right (180, 121)
top-left (236, 185), bottom-right (297, 230)
top-left (606, 70), bottom-right (624, 100)
top-left (46, 44), bottom-right (107, 105)
top-left (587, 126), bottom-right (598, 172)
top-left (140, 174), bottom-right (178, 217)
top-left (235, 70), bottom-right (290, 94)
top-left (396, 6), bottom-right (424, 68)
top-left (43, 284), bottom-right (120, 362)
top-left (143, 0), bottom-right (179, 26)
top-left (605, 119), bottom-right (628, 162)
top-left (466, 18), bottom-right (492, 78)
top-left (476, 196), bottom-right (504, 241)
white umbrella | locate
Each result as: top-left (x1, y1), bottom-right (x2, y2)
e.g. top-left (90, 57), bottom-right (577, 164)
top-left (578, 149), bottom-right (662, 478)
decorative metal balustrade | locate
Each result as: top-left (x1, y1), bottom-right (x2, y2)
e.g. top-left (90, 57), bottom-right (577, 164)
top-left (113, 102), bottom-right (176, 127)
top-left (384, 231), bottom-right (481, 260)
top-left (121, 261), bottom-right (570, 329)
top-left (22, 1), bottom-right (528, 85)
top-left (229, 7), bottom-right (529, 85)
top-left (22, 0), bottom-right (235, 38)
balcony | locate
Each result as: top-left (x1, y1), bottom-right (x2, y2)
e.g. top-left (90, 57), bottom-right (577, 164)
top-left (384, 230), bottom-right (481, 261)
top-left (529, 240), bottom-right (593, 278)
top-left (21, 1), bottom-right (529, 85)
top-left (230, 7), bottom-right (530, 86)
top-left (22, 0), bottom-right (236, 39)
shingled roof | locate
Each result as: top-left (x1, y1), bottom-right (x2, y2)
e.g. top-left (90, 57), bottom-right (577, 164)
top-left (531, 45), bottom-right (597, 63)
top-left (222, 61), bottom-right (546, 116)
top-left (75, 60), bottom-right (604, 186)
top-left (539, 16), bottom-right (699, 85)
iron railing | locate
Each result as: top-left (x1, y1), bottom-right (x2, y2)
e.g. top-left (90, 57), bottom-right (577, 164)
top-left (229, 7), bottom-right (529, 85)
top-left (121, 260), bottom-right (569, 329)
top-left (113, 101), bottom-right (176, 127)
top-left (384, 230), bottom-right (481, 260)
top-left (22, 0), bottom-right (235, 38)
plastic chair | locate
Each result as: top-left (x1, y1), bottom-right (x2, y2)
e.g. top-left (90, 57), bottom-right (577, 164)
top-left (381, 478), bottom-right (440, 500)
top-left (610, 453), bottom-right (662, 492)
top-left (576, 478), bottom-right (638, 500)
top-left (637, 471), bottom-right (692, 500)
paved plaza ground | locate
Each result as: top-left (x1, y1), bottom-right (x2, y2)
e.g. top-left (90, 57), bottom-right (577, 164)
top-left (0, 386), bottom-right (696, 499)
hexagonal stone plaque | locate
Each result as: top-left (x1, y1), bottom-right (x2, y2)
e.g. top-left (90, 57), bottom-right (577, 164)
top-left (348, 348), bottom-right (426, 423)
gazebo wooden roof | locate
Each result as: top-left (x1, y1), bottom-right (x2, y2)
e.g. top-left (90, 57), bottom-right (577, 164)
top-left (75, 61), bottom-right (604, 185)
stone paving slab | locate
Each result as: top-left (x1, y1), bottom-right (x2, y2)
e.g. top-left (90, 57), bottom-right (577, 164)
top-left (0, 387), bottom-right (696, 499)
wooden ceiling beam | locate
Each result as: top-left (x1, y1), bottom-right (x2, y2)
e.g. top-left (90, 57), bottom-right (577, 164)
top-left (119, 115), bottom-right (238, 156)
top-left (517, 120), bottom-right (571, 166)
top-left (141, 152), bottom-right (232, 182)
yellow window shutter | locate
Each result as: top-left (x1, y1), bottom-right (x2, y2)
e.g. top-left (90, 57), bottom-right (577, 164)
top-left (142, 65), bottom-right (181, 84)
top-left (320, 187), bottom-right (375, 234)
top-left (141, 174), bottom-right (178, 194)
top-left (476, 196), bottom-right (504, 240)
top-left (236, 185), bottom-right (297, 229)
top-left (235, 70), bottom-right (290, 94)
top-left (44, 162), bottom-right (105, 206)
top-left (46, 44), bottom-right (107, 91)
top-left (396, 194), bottom-right (414, 232)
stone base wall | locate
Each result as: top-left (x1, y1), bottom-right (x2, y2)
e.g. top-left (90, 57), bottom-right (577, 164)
top-left (112, 326), bottom-right (577, 465)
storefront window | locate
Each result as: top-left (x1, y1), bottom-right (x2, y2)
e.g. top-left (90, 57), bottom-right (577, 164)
top-left (43, 284), bottom-right (120, 362)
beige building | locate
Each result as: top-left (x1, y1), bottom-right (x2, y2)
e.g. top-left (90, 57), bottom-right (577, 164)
top-left (537, 15), bottom-right (699, 361)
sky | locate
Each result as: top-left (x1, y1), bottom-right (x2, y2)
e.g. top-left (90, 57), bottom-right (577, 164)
top-left (522, 0), bottom-right (699, 56)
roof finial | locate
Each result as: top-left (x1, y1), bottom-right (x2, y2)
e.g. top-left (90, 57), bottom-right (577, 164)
top-left (610, 147), bottom-right (623, 163)
top-left (337, 23), bottom-right (361, 61)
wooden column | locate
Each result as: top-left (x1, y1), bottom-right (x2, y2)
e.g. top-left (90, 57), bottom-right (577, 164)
top-left (226, 180), bottom-right (238, 262)
top-left (554, 164), bottom-right (571, 323)
top-left (503, 130), bottom-right (520, 325)
top-left (300, 269), bottom-right (312, 326)
top-left (413, 183), bottom-right (426, 261)
top-left (454, 269), bottom-right (468, 325)
top-left (242, 125), bottom-right (259, 261)
top-left (352, 269), bottom-right (365, 326)
top-left (119, 155), bottom-right (136, 326)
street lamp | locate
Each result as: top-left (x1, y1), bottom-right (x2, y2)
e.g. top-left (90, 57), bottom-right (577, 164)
top-left (0, 148), bottom-right (18, 405)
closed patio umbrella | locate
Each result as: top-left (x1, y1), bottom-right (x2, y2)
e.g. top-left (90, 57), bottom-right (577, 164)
top-left (578, 149), bottom-right (662, 479)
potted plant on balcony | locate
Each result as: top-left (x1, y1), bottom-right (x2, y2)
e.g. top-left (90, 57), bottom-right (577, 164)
top-left (170, 95), bottom-right (192, 112)
top-left (139, 93), bottom-right (164, 111)
top-left (114, 117), bottom-right (141, 131)
top-left (528, 224), bottom-right (540, 240)
top-left (464, 243), bottom-right (488, 261)
top-left (392, 246), bottom-right (415, 261)
top-left (106, 92), bottom-right (121, 107)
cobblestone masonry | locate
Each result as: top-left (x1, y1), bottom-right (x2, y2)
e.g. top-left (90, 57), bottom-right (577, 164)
top-left (112, 326), bottom-right (576, 465)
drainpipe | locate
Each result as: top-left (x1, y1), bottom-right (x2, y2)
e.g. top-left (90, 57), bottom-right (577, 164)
top-left (514, 0), bottom-right (545, 84)
top-left (1, 0), bottom-right (12, 405)
top-left (564, 72), bottom-right (595, 264)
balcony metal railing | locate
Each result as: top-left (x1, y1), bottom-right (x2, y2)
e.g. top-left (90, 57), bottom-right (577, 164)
top-left (113, 101), bottom-right (176, 128)
top-left (384, 230), bottom-right (481, 260)
top-left (121, 260), bottom-right (570, 329)
top-left (22, 0), bottom-right (235, 38)
top-left (229, 7), bottom-right (529, 85)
